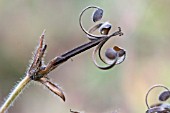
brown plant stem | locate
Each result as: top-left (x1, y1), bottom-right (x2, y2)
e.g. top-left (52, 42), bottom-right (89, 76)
top-left (0, 27), bottom-right (122, 113)
top-left (43, 28), bottom-right (123, 73)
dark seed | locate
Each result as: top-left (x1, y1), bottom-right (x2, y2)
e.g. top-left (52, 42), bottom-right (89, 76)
top-left (105, 48), bottom-right (117, 60)
top-left (159, 91), bottom-right (170, 101)
top-left (92, 8), bottom-right (103, 22)
top-left (113, 46), bottom-right (125, 57)
top-left (99, 22), bottom-right (112, 35)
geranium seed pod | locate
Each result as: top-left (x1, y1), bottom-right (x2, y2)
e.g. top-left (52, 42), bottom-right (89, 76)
top-left (118, 49), bottom-right (125, 57)
top-left (146, 106), bottom-right (166, 113)
top-left (113, 46), bottom-right (125, 57)
top-left (105, 48), bottom-right (117, 60)
top-left (99, 22), bottom-right (112, 35)
top-left (70, 109), bottom-right (80, 113)
top-left (159, 91), bottom-right (170, 101)
top-left (92, 8), bottom-right (103, 22)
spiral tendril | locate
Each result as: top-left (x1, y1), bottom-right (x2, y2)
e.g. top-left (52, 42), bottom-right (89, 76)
top-left (79, 6), bottom-right (125, 69)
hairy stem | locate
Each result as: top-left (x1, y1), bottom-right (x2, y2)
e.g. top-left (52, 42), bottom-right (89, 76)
top-left (0, 75), bottom-right (31, 113)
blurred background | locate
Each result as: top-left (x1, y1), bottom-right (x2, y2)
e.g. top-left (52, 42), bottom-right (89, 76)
top-left (0, 0), bottom-right (170, 113)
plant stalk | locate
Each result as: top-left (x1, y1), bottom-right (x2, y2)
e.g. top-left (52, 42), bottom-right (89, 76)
top-left (0, 75), bottom-right (31, 113)
top-left (0, 28), bottom-right (122, 113)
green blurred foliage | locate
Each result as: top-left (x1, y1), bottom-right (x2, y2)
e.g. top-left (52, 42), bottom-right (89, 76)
top-left (1, 0), bottom-right (170, 113)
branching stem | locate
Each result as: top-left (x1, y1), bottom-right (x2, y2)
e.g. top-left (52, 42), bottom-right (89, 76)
top-left (0, 5), bottom-right (124, 113)
top-left (0, 27), bottom-right (122, 113)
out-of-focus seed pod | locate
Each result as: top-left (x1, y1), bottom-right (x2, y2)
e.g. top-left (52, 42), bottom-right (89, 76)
top-left (70, 109), bottom-right (80, 113)
top-left (99, 22), bottom-right (112, 35)
top-left (146, 106), bottom-right (166, 113)
top-left (105, 48), bottom-right (117, 60)
top-left (111, 46), bottom-right (126, 64)
top-left (92, 8), bottom-right (103, 22)
top-left (147, 103), bottom-right (170, 113)
top-left (159, 91), bottom-right (170, 101)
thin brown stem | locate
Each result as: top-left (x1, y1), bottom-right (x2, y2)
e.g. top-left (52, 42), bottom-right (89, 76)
top-left (42, 28), bottom-right (123, 73)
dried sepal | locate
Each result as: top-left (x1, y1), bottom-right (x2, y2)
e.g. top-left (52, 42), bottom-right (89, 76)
top-left (28, 30), bottom-right (47, 80)
top-left (39, 77), bottom-right (65, 101)
top-left (32, 30), bottom-right (46, 68)
top-left (159, 91), bottom-right (170, 101)
top-left (92, 8), bottom-right (103, 22)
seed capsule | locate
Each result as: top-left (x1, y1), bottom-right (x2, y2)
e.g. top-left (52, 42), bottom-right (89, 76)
top-left (159, 91), bottom-right (170, 101)
top-left (113, 46), bottom-right (126, 57)
top-left (92, 8), bottom-right (103, 22)
top-left (105, 48), bottom-right (117, 60)
top-left (99, 22), bottom-right (112, 35)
